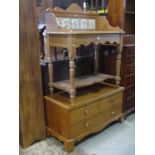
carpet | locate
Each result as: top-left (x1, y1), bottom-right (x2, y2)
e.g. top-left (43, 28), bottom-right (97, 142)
top-left (19, 137), bottom-right (94, 155)
top-left (20, 113), bottom-right (134, 155)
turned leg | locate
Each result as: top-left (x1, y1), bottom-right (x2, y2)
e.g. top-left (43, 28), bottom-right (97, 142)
top-left (94, 44), bottom-right (99, 74)
top-left (116, 37), bottom-right (123, 86)
top-left (69, 59), bottom-right (76, 103)
top-left (46, 34), bottom-right (54, 95)
top-left (64, 140), bottom-right (74, 153)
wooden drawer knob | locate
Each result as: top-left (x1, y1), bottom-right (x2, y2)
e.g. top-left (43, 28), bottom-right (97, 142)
top-left (85, 109), bottom-right (88, 114)
top-left (111, 111), bottom-right (115, 115)
top-left (85, 122), bottom-right (89, 128)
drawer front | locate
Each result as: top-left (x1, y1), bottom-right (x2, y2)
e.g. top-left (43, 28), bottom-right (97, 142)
top-left (126, 56), bottom-right (135, 65)
top-left (126, 46), bottom-right (135, 57)
top-left (125, 86), bottom-right (135, 99)
top-left (70, 106), bottom-right (85, 125)
top-left (70, 92), bottom-right (123, 125)
top-left (111, 93), bottom-right (123, 117)
top-left (71, 111), bottom-right (111, 138)
top-left (124, 97), bottom-right (135, 111)
top-left (70, 120), bottom-right (86, 138)
top-left (123, 35), bottom-right (135, 44)
top-left (125, 75), bottom-right (135, 86)
top-left (70, 93), bottom-right (123, 138)
top-left (70, 100), bottom-right (105, 125)
top-left (126, 65), bottom-right (135, 76)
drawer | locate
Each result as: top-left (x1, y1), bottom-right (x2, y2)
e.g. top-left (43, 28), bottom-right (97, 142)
top-left (71, 111), bottom-right (111, 138)
top-left (70, 106), bottom-right (85, 125)
top-left (125, 86), bottom-right (135, 99)
top-left (124, 97), bottom-right (135, 111)
top-left (126, 65), bottom-right (135, 76)
top-left (70, 101), bottom-right (101, 125)
top-left (99, 93), bottom-right (122, 110)
top-left (125, 75), bottom-right (135, 86)
top-left (126, 46), bottom-right (135, 56)
top-left (111, 93), bottom-right (123, 116)
top-left (70, 93), bottom-right (123, 125)
top-left (70, 120), bottom-right (86, 138)
top-left (123, 35), bottom-right (135, 44)
top-left (126, 56), bottom-right (135, 64)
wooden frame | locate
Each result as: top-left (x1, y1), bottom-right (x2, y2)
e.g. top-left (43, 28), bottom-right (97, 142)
top-left (44, 3), bottom-right (124, 103)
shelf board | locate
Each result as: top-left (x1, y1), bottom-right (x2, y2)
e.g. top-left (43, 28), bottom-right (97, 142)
top-left (123, 44), bottom-right (135, 47)
top-left (52, 73), bottom-right (117, 93)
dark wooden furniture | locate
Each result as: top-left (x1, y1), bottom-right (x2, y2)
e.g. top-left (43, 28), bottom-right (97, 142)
top-left (20, 0), bottom-right (46, 148)
top-left (43, 4), bottom-right (124, 152)
top-left (108, 0), bottom-right (135, 115)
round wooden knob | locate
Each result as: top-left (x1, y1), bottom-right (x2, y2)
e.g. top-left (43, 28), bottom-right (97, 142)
top-left (85, 109), bottom-right (88, 114)
top-left (85, 122), bottom-right (89, 128)
top-left (111, 111), bottom-right (115, 115)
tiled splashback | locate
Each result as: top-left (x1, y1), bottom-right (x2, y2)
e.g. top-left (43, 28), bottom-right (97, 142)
top-left (56, 17), bottom-right (96, 30)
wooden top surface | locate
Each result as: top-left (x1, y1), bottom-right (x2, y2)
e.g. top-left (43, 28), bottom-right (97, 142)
top-left (44, 83), bottom-right (124, 111)
top-left (47, 30), bottom-right (124, 35)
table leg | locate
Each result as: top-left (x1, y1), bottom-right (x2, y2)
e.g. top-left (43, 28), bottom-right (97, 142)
top-left (116, 37), bottom-right (123, 85)
top-left (46, 34), bottom-right (54, 95)
top-left (64, 140), bottom-right (74, 153)
top-left (94, 44), bottom-right (99, 74)
top-left (69, 59), bottom-right (76, 103)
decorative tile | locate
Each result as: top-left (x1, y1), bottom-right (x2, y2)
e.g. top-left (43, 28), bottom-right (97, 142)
top-left (56, 17), bottom-right (96, 30)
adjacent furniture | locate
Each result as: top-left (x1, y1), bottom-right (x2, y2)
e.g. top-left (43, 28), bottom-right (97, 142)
top-left (20, 0), bottom-right (46, 148)
top-left (108, 0), bottom-right (135, 114)
top-left (43, 4), bottom-right (124, 152)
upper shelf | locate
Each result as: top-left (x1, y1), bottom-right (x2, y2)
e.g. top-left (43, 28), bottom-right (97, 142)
top-left (52, 73), bottom-right (117, 93)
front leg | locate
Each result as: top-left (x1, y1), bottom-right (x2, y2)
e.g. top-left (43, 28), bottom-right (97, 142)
top-left (64, 140), bottom-right (74, 153)
top-left (69, 59), bottom-right (76, 103)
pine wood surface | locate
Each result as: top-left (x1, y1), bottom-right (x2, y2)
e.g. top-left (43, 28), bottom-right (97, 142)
top-left (44, 84), bottom-right (124, 152)
top-left (44, 4), bottom-right (124, 100)
top-left (42, 3), bottom-right (125, 152)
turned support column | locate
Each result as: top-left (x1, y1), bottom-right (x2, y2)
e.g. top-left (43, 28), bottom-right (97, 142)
top-left (116, 36), bottom-right (123, 86)
top-left (46, 34), bottom-right (54, 95)
top-left (94, 44), bottom-right (99, 74)
top-left (69, 59), bottom-right (76, 103)
top-left (68, 38), bottom-right (76, 103)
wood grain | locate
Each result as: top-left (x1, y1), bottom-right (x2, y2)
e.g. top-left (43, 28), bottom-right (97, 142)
top-left (108, 0), bottom-right (124, 28)
top-left (19, 0), bottom-right (46, 148)
top-left (44, 84), bottom-right (124, 152)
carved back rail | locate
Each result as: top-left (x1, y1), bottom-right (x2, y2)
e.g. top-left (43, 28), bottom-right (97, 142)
top-left (45, 3), bottom-right (122, 33)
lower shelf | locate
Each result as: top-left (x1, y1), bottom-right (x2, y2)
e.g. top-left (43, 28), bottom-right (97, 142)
top-left (52, 73), bottom-right (117, 93)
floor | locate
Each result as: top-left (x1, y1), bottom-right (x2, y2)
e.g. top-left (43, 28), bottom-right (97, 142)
top-left (20, 113), bottom-right (135, 155)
